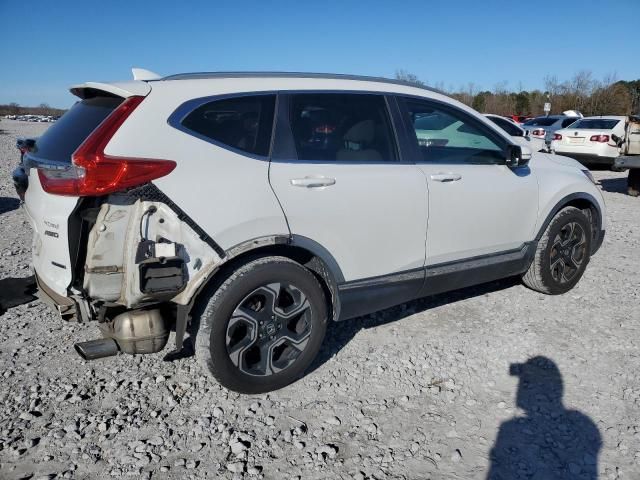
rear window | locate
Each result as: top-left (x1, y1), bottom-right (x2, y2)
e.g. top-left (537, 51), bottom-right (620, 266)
top-left (29, 96), bottom-right (123, 164)
top-left (522, 117), bottom-right (558, 127)
top-left (571, 119), bottom-right (620, 130)
top-left (181, 95), bottom-right (276, 157)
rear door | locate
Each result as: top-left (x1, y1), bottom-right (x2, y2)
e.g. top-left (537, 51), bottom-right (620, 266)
top-left (269, 92), bottom-right (428, 283)
top-left (23, 96), bottom-right (124, 296)
top-left (397, 96), bottom-right (538, 266)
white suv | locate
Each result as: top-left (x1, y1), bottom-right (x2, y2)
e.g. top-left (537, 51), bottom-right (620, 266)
top-left (16, 71), bottom-right (606, 393)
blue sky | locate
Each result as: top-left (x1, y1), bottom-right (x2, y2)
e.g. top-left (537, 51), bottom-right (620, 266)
top-left (1, 0), bottom-right (639, 108)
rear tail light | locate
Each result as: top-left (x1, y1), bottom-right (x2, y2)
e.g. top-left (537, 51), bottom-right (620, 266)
top-left (532, 129), bottom-right (545, 136)
top-left (38, 96), bottom-right (176, 196)
top-left (553, 133), bottom-right (562, 140)
top-left (589, 134), bottom-right (610, 143)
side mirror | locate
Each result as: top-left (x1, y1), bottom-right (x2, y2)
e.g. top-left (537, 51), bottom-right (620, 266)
top-left (506, 144), bottom-right (531, 168)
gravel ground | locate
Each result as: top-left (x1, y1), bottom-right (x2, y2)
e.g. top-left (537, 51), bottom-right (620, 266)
top-left (0, 119), bottom-right (639, 480)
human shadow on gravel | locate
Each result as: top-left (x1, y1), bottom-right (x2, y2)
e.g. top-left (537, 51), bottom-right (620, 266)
top-left (0, 275), bottom-right (38, 316)
top-left (307, 277), bottom-right (520, 375)
top-left (487, 356), bottom-right (601, 480)
top-left (599, 177), bottom-right (631, 195)
top-left (0, 196), bottom-right (20, 214)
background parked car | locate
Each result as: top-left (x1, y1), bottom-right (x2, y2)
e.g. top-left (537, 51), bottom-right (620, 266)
top-left (522, 115), bottom-right (581, 149)
top-left (507, 114), bottom-right (532, 125)
top-left (484, 114), bottom-right (546, 151)
top-left (552, 116), bottom-right (628, 168)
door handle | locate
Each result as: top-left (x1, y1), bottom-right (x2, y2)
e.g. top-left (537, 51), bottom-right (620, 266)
top-left (430, 173), bottom-right (462, 182)
top-left (290, 176), bottom-right (336, 188)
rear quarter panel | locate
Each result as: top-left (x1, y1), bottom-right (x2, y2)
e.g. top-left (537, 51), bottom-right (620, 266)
top-left (102, 81), bottom-right (289, 250)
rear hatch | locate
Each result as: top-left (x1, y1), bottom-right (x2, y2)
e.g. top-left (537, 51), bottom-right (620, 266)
top-left (556, 118), bottom-right (622, 151)
top-left (557, 128), bottom-right (614, 149)
top-left (23, 96), bottom-right (125, 296)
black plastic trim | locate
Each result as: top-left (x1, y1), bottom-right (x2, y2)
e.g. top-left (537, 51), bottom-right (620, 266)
top-left (420, 243), bottom-right (535, 297)
top-left (336, 244), bottom-right (536, 321)
top-left (535, 192), bottom-right (604, 255)
top-left (337, 268), bottom-right (425, 321)
top-left (126, 183), bottom-right (226, 258)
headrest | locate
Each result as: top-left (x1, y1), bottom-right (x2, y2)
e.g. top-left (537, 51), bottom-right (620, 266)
top-left (344, 119), bottom-right (375, 143)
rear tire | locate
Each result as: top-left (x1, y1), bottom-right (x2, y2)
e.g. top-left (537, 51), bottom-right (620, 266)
top-left (194, 256), bottom-right (328, 394)
top-left (522, 207), bottom-right (592, 294)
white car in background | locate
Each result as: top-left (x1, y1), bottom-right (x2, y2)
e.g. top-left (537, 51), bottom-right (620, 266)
top-left (551, 116), bottom-right (627, 167)
top-left (484, 114), bottom-right (546, 152)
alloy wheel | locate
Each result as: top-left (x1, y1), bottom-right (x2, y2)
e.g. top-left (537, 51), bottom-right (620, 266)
top-left (225, 283), bottom-right (312, 376)
top-left (549, 221), bottom-right (587, 284)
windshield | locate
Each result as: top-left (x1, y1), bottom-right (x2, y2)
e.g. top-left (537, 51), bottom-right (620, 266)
top-left (571, 119), bottom-right (620, 130)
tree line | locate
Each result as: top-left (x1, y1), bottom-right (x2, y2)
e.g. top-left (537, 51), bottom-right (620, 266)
top-left (0, 102), bottom-right (66, 117)
top-left (395, 70), bottom-right (640, 117)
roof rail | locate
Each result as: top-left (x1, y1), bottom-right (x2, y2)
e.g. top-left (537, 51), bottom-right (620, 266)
top-left (158, 71), bottom-right (441, 94)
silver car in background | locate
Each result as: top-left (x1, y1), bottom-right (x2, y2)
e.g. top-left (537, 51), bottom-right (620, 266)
top-left (522, 115), bottom-right (581, 150)
top-left (484, 114), bottom-right (546, 152)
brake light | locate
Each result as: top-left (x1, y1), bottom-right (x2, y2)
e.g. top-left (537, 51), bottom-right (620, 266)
top-left (532, 129), bottom-right (545, 136)
top-left (589, 134), bottom-right (610, 143)
top-left (38, 96), bottom-right (176, 196)
top-left (553, 133), bottom-right (562, 140)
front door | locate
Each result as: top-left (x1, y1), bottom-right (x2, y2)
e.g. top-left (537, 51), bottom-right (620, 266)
top-left (397, 96), bottom-right (539, 267)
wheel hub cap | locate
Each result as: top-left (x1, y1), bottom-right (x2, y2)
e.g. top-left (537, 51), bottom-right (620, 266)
top-left (550, 221), bottom-right (587, 284)
top-left (225, 282), bottom-right (312, 376)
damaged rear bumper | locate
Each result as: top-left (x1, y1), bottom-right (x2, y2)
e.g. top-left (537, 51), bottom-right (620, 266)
top-left (35, 273), bottom-right (77, 321)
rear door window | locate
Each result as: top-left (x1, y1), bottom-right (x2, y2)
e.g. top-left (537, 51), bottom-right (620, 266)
top-left (180, 95), bottom-right (276, 157)
top-left (288, 93), bottom-right (398, 162)
top-left (29, 96), bottom-right (123, 164)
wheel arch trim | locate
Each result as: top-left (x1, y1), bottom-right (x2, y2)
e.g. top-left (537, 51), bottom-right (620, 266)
top-left (535, 192), bottom-right (604, 255)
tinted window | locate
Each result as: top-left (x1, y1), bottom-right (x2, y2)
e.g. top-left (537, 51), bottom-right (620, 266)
top-left (561, 118), bottom-right (579, 128)
top-left (487, 116), bottom-right (522, 136)
top-left (403, 99), bottom-right (504, 164)
top-left (522, 117), bottom-right (558, 127)
top-left (29, 96), bottom-right (123, 164)
top-left (571, 119), bottom-right (620, 130)
top-left (289, 94), bottom-right (397, 162)
top-left (182, 95), bottom-right (276, 156)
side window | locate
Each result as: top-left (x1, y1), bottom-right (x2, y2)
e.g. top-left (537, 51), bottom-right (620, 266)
top-left (289, 93), bottom-right (397, 162)
top-left (561, 118), bottom-right (577, 128)
top-left (181, 95), bottom-right (276, 156)
top-left (401, 98), bottom-right (505, 164)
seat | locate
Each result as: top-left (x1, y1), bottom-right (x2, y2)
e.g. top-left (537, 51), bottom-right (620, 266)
top-left (336, 119), bottom-right (383, 162)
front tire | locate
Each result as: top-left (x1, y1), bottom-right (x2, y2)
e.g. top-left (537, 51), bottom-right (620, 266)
top-left (194, 256), bottom-right (328, 394)
top-left (522, 207), bottom-right (592, 294)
